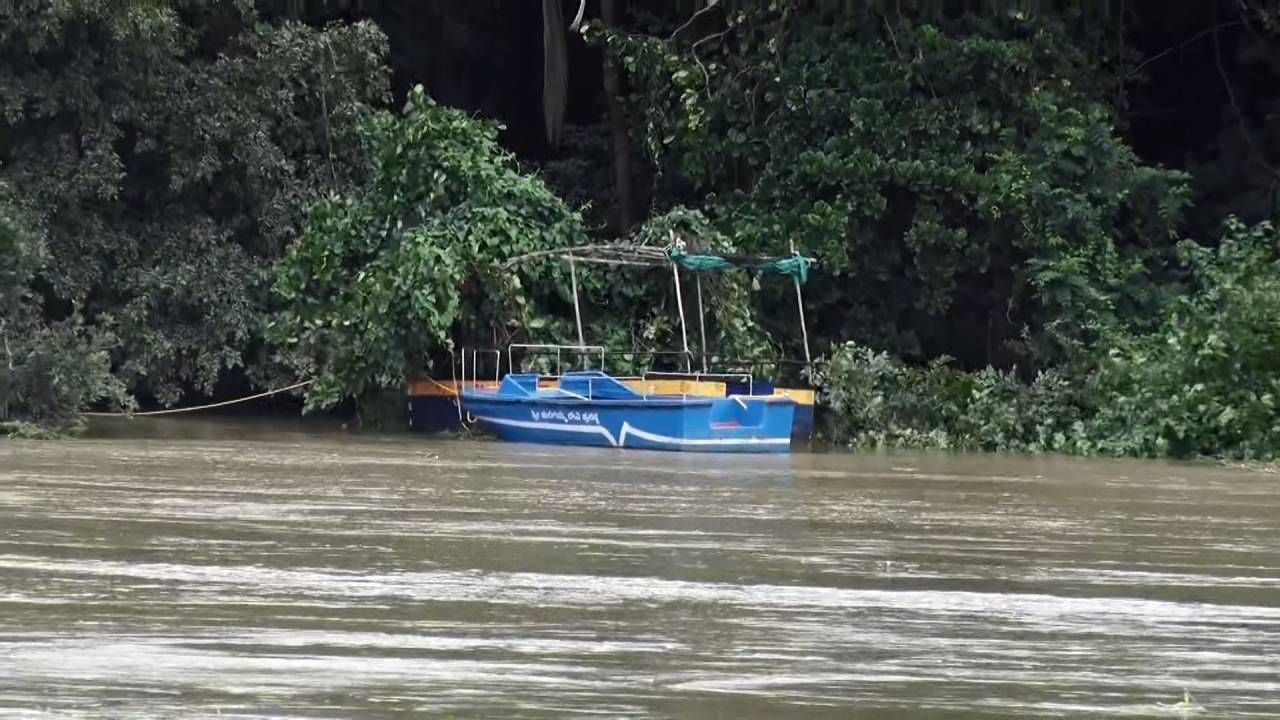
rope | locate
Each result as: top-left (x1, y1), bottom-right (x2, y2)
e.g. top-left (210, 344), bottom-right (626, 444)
top-left (790, 239), bottom-right (812, 365)
top-left (423, 377), bottom-right (460, 397)
top-left (82, 379), bottom-right (314, 417)
top-left (450, 353), bottom-right (463, 422)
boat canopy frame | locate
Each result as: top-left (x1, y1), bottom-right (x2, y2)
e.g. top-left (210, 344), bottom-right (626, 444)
top-left (499, 234), bottom-right (818, 374)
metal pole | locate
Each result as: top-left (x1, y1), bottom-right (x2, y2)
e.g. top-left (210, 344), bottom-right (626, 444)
top-left (695, 273), bottom-right (708, 373)
top-left (790, 240), bottom-right (812, 366)
top-left (568, 252), bottom-right (586, 353)
top-left (671, 261), bottom-right (691, 372)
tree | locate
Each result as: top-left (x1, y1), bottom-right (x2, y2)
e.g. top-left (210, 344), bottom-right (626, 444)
top-left (591, 7), bottom-right (1189, 368)
top-left (599, 0), bottom-right (636, 233)
top-left (0, 1), bottom-right (389, 405)
top-left (273, 86), bottom-right (587, 411)
top-left (543, 0), bottom-right (570, 149)
top-left (1085, 218), bottom-right (1280, 459)
top-left (0, 182), bottom-right (129, 433)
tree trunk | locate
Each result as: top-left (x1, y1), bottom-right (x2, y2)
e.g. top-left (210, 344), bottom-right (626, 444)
top-left (542, 0), bottom-right (569, 148)
top-left (600, 0), bottom-right (634, 235)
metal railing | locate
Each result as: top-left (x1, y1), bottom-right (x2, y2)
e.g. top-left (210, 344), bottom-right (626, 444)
top-left (508, 343), bottom-right (607, 375)
top-left (458, 344), bottom-right (704, 402)
top-left (454, 343), bottom-right (819, 399)
top-left (460, 348), bottom-right (501, 391)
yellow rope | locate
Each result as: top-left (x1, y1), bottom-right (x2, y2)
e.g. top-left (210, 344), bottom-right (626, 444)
top-left (423, 377), bottom-right (460, 397)
top-left (82, 379), bottom-right (314, 417)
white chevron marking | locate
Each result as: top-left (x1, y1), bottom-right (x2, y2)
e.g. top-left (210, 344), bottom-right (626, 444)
top-left (474, 415), bottom-right (619, 446)
top-left (473, 416), bottom-right (790, 450)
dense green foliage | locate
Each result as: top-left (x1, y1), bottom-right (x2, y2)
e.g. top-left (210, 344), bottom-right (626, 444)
top-left (1, 183), bottom-right (130, 433)
top-left (820, 219), bottom-right (1280, 459)
top-left (1085, 219), bottom-right (1280, 459)
top-left (593, 10), bottom-right (1188, 368)
top-left (1, 1), bottom-right (387, 416)
top-left (817, 344), bottom-right (1080, 453)
top-left (273, 86), bottom-right (586, 410)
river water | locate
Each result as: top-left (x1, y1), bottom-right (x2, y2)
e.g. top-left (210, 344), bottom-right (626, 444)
top-left (1, 419), bottom-right (1278, 718)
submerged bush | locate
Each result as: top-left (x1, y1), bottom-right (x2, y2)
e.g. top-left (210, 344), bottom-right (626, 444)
top-left (819, 218), bottom-right (1280, 461)
top-left (816, 344), bottom-right (1082, 453)
top-left (1083, 219), bottom-right (1280, 460)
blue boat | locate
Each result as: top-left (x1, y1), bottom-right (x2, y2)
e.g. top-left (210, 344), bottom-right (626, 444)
top-left (460, 371), bottom-right (795, 453)
top-left (450, 241), bottom-right (818, 453)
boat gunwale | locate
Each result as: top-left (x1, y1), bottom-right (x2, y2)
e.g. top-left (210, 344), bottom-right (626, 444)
top-left (458, 391), bottom-right (795, 409)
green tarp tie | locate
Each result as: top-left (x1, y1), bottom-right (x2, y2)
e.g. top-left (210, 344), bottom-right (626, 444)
top-left (666, 246), bottom-right (815, 283)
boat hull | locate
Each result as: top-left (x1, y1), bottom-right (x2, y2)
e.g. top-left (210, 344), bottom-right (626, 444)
top-left (461, 391), bottom-right (795, 454)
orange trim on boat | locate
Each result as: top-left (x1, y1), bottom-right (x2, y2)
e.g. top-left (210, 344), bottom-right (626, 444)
top-left (406, 379), bottom-right (498, 397)
top-left (773, 387), bottom-right (815, 405)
